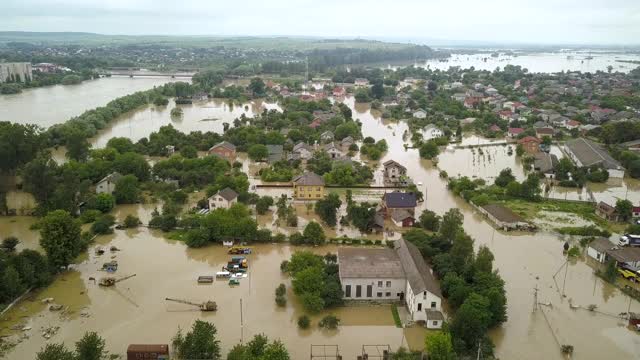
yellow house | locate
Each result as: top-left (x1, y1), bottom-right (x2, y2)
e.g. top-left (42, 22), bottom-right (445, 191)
top-left (292, 172), bottom-right (325, 200)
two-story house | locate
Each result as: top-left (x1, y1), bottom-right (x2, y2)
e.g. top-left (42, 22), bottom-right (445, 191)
top-left (96, 172), bottom-right (122, 195)
top-left (208, 188), bottom-right (239, 210)
top-left (383, 160), bottom-right (407, 184)
top-left (208, 141), bottom-right (236, 162)
top-left (292, 172), bottom-right (325, 200)
top-left (338, 238), bottom-right (443, 328)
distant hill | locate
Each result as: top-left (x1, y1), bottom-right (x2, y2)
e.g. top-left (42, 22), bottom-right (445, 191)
top-left (0, 31), bottom-right (432, 51)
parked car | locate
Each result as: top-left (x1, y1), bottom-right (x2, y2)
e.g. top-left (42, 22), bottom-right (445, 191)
top-left (620, 263), bottom-right (640, 277)
top-left (618, 267), bottom-right (638, 282)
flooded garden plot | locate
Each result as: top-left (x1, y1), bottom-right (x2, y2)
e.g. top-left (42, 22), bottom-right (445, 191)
top-left (437, 144), bottom-right (526, 182)
top-left (0, 205), bottom-right (427, 359)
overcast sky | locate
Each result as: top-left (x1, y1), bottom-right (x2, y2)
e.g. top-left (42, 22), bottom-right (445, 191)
top-left (2, 0), bottom-right (640, 45)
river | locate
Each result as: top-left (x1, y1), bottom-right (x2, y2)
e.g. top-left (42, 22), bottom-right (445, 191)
top-left (0, 77), bottom-right (178, 128)
top-left (2, 81), bottom-right (640, 359)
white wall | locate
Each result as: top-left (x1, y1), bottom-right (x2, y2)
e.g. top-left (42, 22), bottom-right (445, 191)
top-left (608, 169), bottom-right (625, 179)
top-left (209, 197), bottom-right (236, 210)
top-left (405, 281), bottom-right (442, 323)
top-left (587, 247), bottom-right (606, 263)
top-left (341, 277), bottom-right (405, 300)
top-left (96, 180), bottom-right (116, 195)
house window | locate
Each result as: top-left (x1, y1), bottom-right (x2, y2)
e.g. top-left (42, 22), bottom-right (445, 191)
top-left (385, 292), bottom-right (391, 297)
top-left (316, 194), bottom-right (321, 198)
top-left (366, 285), bottom-right (372, 297)
top-left (316, 187), bottom-right (320, 191)
top-left (308, 194), bottom-right (312, 198)
top-left (431, 302), bottom-right (436, 309)
top-left (345, 285), bottom-right (351, 297)
top-left (423, 291), bottom-right (426, 300)
top-left (386, 281), bottom-right (391, 287)
top-left (377, 292), bottom-right (382, 297)
top-left (378, 281), bottom-right (383, 287)
top-left (356, 285), bottom-right (362, 298)
top-left (417, 303), bottom-right (422, 311)
top-left (433, 321), bottom-right (438, 327)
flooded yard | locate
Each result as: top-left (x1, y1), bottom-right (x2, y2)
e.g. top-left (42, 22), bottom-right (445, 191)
top-left (0, 205), bottom-right (426, 359)
top-left (438, 144), bottom-right (526, 182)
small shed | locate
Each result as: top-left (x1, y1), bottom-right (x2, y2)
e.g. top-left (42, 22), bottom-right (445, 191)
top-left (127, 344), bottom-right (169, 360)
top-left (479, 204), bottom-right (530, 231)
top-left (596, 201), bottom-right (620, 222)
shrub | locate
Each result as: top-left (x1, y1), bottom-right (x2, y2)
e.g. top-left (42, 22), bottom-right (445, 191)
top-left (280, 260), bottom-right (289, 273)
top-left (123, 215), bottom-right (140, 228)
top-left (91, 214), bottom-right (116, 235)
top-left (567, 245), bottom-right (581, 258)
top-left (275, 295), bottom-right (287, 307)
top-left (297, 315), bottom-right (311, 329)
top-left (272, 233), bottom-right (286, 243)
top-left (556, 225), bottom-right (611, 238)
top-left (318, 315), bottom-right (340, 329)
top-left (79, 209), bottom-right (102, 224)
top-left (275, 283), bottom-right (286, 297)
top-left (1, 236), bottom-right (19, 252)
top-left (170, 107), bottom-right (183, 117)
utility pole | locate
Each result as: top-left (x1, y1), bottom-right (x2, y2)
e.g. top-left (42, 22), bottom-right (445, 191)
top-left (533, 284), bottom-right (539, 313)
top-left (562, 260), bottom-right (569, 298)
top-left (240, 298), bottom-right (244, 343)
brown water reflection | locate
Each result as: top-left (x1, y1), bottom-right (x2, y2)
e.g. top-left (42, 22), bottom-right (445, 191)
top-left (0, 216), bottom-right (40, 252)
top-left (1, 224), bottom-right (424, 359)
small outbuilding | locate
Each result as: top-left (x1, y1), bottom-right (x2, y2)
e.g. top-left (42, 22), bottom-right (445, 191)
top-left (479, 204), bottom-right (530, 231)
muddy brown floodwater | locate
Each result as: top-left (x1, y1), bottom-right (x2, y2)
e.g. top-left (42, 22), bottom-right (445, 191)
top-left (2, 94), bottom-right (640, 359)
top-left (0, 204), bottom-right (424, 359)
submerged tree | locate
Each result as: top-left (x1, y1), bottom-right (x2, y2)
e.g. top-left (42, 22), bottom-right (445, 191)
top-left (172, 320), bottom-right (221, 360)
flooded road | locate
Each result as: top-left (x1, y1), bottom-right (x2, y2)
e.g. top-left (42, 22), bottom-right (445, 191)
top-left (0, 77), bottom-right (178, 128)
top-left (2, 95), bottom-right (640, 359)
top-left (342, 96), bottom-right (640, 359)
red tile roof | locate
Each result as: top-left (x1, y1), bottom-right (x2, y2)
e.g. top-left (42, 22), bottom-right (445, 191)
top-left (518, 136), bottom-right (541, 144)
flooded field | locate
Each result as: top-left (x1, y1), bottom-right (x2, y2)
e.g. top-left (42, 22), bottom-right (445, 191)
top-left (438, 143), bottom-right (525, 182)
top-left (2, 95), bottom-right (640, 359)
top-left (387, 52), bottom-right (640, 74)
top-left (92, 98), bottom-right (282, 148)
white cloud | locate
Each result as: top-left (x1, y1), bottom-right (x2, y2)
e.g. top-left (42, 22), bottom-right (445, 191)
top-left (1, 0), bottom-right (639, 44)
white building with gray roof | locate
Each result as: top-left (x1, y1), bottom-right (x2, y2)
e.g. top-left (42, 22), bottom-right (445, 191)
top-left (338, 238), bottom-right (443, 328)
top-left (564, 138), bottom-right (624, 178)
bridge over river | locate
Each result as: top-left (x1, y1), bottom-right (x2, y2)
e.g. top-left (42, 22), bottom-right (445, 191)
top-left (103, 68), bottom-right (196, 78)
